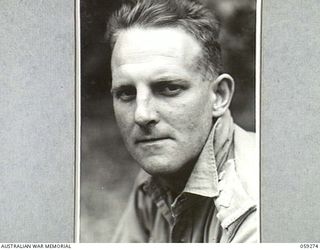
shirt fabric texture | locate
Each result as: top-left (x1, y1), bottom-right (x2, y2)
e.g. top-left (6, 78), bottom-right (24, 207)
top-left (112, 110), bottom-right (258, 243)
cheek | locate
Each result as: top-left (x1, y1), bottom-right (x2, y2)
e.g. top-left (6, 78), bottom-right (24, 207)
top-left (168, 92), bottom-right (213, 131)
top-left (113, 103), bottom-right (134, 136)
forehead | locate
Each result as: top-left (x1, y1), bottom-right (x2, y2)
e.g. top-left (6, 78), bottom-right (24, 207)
top-left (111, 27), bottom-right (203, 73)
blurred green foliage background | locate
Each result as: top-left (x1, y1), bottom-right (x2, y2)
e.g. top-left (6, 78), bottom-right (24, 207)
top-left (80, 0), bottom-right (256, 242)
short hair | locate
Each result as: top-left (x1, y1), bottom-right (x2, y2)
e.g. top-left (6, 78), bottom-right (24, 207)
top-left (106, 0), bottom-right (223, 79)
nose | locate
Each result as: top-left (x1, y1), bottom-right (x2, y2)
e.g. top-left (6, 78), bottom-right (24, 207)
top-left (134, 88), bottom-right (159, 128)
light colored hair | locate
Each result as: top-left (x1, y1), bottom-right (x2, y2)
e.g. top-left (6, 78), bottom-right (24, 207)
top-left (106, 0), bottom-right (223, 79)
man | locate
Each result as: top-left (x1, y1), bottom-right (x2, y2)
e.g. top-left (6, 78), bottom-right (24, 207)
top-left (106, 0), bottom-right (258, 243)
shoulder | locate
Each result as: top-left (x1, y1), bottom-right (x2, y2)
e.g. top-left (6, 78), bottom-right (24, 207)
top-left (233, 125), bottom-right (259, 202)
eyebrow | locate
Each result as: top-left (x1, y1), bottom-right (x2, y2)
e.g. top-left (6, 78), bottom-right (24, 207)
top-left (110, 83), bottom-right (133, 95)
top-left (150, 76), bottom-right (191, 86)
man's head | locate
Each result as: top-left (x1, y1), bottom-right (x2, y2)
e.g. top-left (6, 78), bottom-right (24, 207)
top-left (107, 0), bottom-right (234, 181)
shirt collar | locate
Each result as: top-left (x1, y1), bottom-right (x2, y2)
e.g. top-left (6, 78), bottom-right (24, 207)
top-left (182, 109), bottom-right (234, 198)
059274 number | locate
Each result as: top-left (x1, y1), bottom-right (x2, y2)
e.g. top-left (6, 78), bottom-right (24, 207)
top-left (300, 244), bottom-right (319, 248)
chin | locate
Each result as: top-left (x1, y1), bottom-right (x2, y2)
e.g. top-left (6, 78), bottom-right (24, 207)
top-left (137, 157), bottom-right (182, 177)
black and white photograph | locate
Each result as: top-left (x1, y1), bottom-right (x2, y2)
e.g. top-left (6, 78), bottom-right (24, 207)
top-left (2, 0), bottom-right (320, 245)
top-left (80, 0), bottom-right (259, 243)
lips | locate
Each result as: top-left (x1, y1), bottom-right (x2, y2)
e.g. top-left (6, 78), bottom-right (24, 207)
top-left (135, 137), bottom-right (171, 144)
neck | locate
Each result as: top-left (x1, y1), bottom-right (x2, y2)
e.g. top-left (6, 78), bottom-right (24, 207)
top-left (155, 158), bottom-right (196, 197)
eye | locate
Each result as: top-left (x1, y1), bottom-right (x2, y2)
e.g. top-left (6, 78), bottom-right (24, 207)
top-left (114, 87), bottom-right (136, 101)
top-left (155, 82), bottom-right (184, 96)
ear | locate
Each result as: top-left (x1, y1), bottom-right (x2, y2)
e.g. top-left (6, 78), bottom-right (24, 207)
top-left (210, 73), bottom-right (235, 117)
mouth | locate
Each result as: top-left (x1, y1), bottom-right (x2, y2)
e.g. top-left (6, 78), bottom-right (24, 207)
top-left (135, 137), bottom-right (171, 144)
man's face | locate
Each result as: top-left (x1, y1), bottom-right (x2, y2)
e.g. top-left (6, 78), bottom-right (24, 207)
top-left (111, 27), bottom-right (215, 177)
